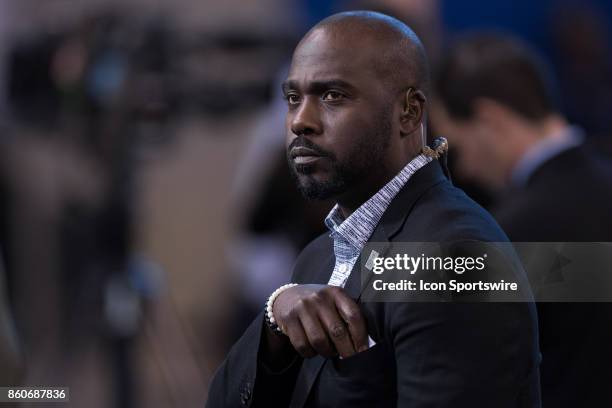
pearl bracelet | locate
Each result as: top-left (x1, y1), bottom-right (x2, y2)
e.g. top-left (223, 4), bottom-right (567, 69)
top-left (265, 283), bottom-right (298, 335)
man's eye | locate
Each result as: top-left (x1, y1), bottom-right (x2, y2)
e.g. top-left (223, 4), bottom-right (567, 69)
top-left (286, 94), bottom-right (301, 105)
top-left (322, 91), bottom-right (343, 101)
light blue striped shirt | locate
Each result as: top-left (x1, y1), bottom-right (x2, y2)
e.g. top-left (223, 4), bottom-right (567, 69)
top-left (325, 154), bottom-right (432, 287)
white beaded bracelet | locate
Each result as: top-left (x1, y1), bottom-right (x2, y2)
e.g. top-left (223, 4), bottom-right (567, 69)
top-left (265, 283), bottom-right (298, 334)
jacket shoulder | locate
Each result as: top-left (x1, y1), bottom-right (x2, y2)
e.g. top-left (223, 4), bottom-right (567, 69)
top-left (404, 180), bottom-right (509, 243)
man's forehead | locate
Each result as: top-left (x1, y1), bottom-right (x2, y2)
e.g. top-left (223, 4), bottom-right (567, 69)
top-left (287, 55), bottom-right (368, 83)
top-left (288, 29), bottom-right (380, 85)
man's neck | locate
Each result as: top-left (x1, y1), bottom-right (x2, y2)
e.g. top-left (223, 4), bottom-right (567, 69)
top-left (335, 154), bottom-right (421, 218)
top-left (336, 185), bottom-right (381, 218)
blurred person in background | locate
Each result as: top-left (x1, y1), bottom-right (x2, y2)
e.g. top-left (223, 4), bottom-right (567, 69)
top-left (432, 33), bottom-right (612, 407)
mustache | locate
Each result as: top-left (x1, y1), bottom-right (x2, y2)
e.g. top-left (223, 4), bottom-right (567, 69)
top-left (287, 137), bottom-right (334, 159)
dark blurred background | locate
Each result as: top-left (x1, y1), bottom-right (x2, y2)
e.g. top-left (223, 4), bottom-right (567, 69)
top-left (0, 0), bottom-right (611, 407)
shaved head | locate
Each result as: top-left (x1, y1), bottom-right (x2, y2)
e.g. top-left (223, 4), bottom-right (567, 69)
top-left (284, 11), bottom-right (430, 208)
top-left (302, 11), bottom-right (430, 96)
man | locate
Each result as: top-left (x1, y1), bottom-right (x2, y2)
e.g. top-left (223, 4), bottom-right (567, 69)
top-left (433, 34), bottom-right (612, 407)
top-left (207, 13), bottom-right (540, 407)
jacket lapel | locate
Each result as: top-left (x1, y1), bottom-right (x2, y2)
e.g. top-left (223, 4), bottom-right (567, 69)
top-left (344, 161), bottom-right (448, 301)
top-left (289, 355), bottom-right (325, 408)
top-left (343, 226), bottom-right (390, 300)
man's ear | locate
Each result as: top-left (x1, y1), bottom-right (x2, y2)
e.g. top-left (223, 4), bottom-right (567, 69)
top-left (400, 88), bottom-right (426, 137)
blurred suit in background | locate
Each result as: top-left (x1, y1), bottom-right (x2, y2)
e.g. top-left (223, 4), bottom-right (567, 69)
top-left (432, 33), bottom-right (612, 407)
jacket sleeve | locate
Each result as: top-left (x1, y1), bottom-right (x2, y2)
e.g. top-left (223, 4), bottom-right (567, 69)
top-left (206, 312), bottom-right (265, 408)
top-left (206, 310), bottom-right (303, 407)
top-left (206, 234), bottom-right (329, 407)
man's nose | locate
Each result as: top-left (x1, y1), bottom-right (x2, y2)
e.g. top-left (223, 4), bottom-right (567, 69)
top-left (290, 97), bottom-right (323, 136)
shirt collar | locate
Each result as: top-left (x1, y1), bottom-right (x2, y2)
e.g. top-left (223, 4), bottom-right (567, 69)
top-left (511, 125), bottom-right (584, 187)
top-left (324, 154), bottom-right (432, 250)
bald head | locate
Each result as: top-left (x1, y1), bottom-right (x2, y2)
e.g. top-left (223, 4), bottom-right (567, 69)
top-left (284, 11), bottom-right (431, 207)
top-left (300, 11), bottom-right (430, 96)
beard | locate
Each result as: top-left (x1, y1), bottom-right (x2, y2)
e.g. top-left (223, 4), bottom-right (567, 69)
top-left (287, 113), bottom-right (392, 201)
top-left (288, 152), bottom-right (357, 200)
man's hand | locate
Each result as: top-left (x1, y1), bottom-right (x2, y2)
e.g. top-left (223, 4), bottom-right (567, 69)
top-left (273, 284), bottom-right (368, 359)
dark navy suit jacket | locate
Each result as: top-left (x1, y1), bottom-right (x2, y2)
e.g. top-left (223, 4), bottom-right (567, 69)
top-left (207, 161), bottom-right (541, 407)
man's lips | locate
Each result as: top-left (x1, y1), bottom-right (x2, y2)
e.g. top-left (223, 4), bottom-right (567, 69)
top-left (290, 146), bottom-right (324, 165)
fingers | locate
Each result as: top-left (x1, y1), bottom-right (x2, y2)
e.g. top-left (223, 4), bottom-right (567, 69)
top-left (318, 306), bottom-right (355, 358)
top-left (333, 289), bottom-right (369, 353)
top-left (283, 318), bottom-right (316, 358)
top-left (298, 308), bottom-right (336, 358)
top-left (273, 284), bottom-right (368, 359)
